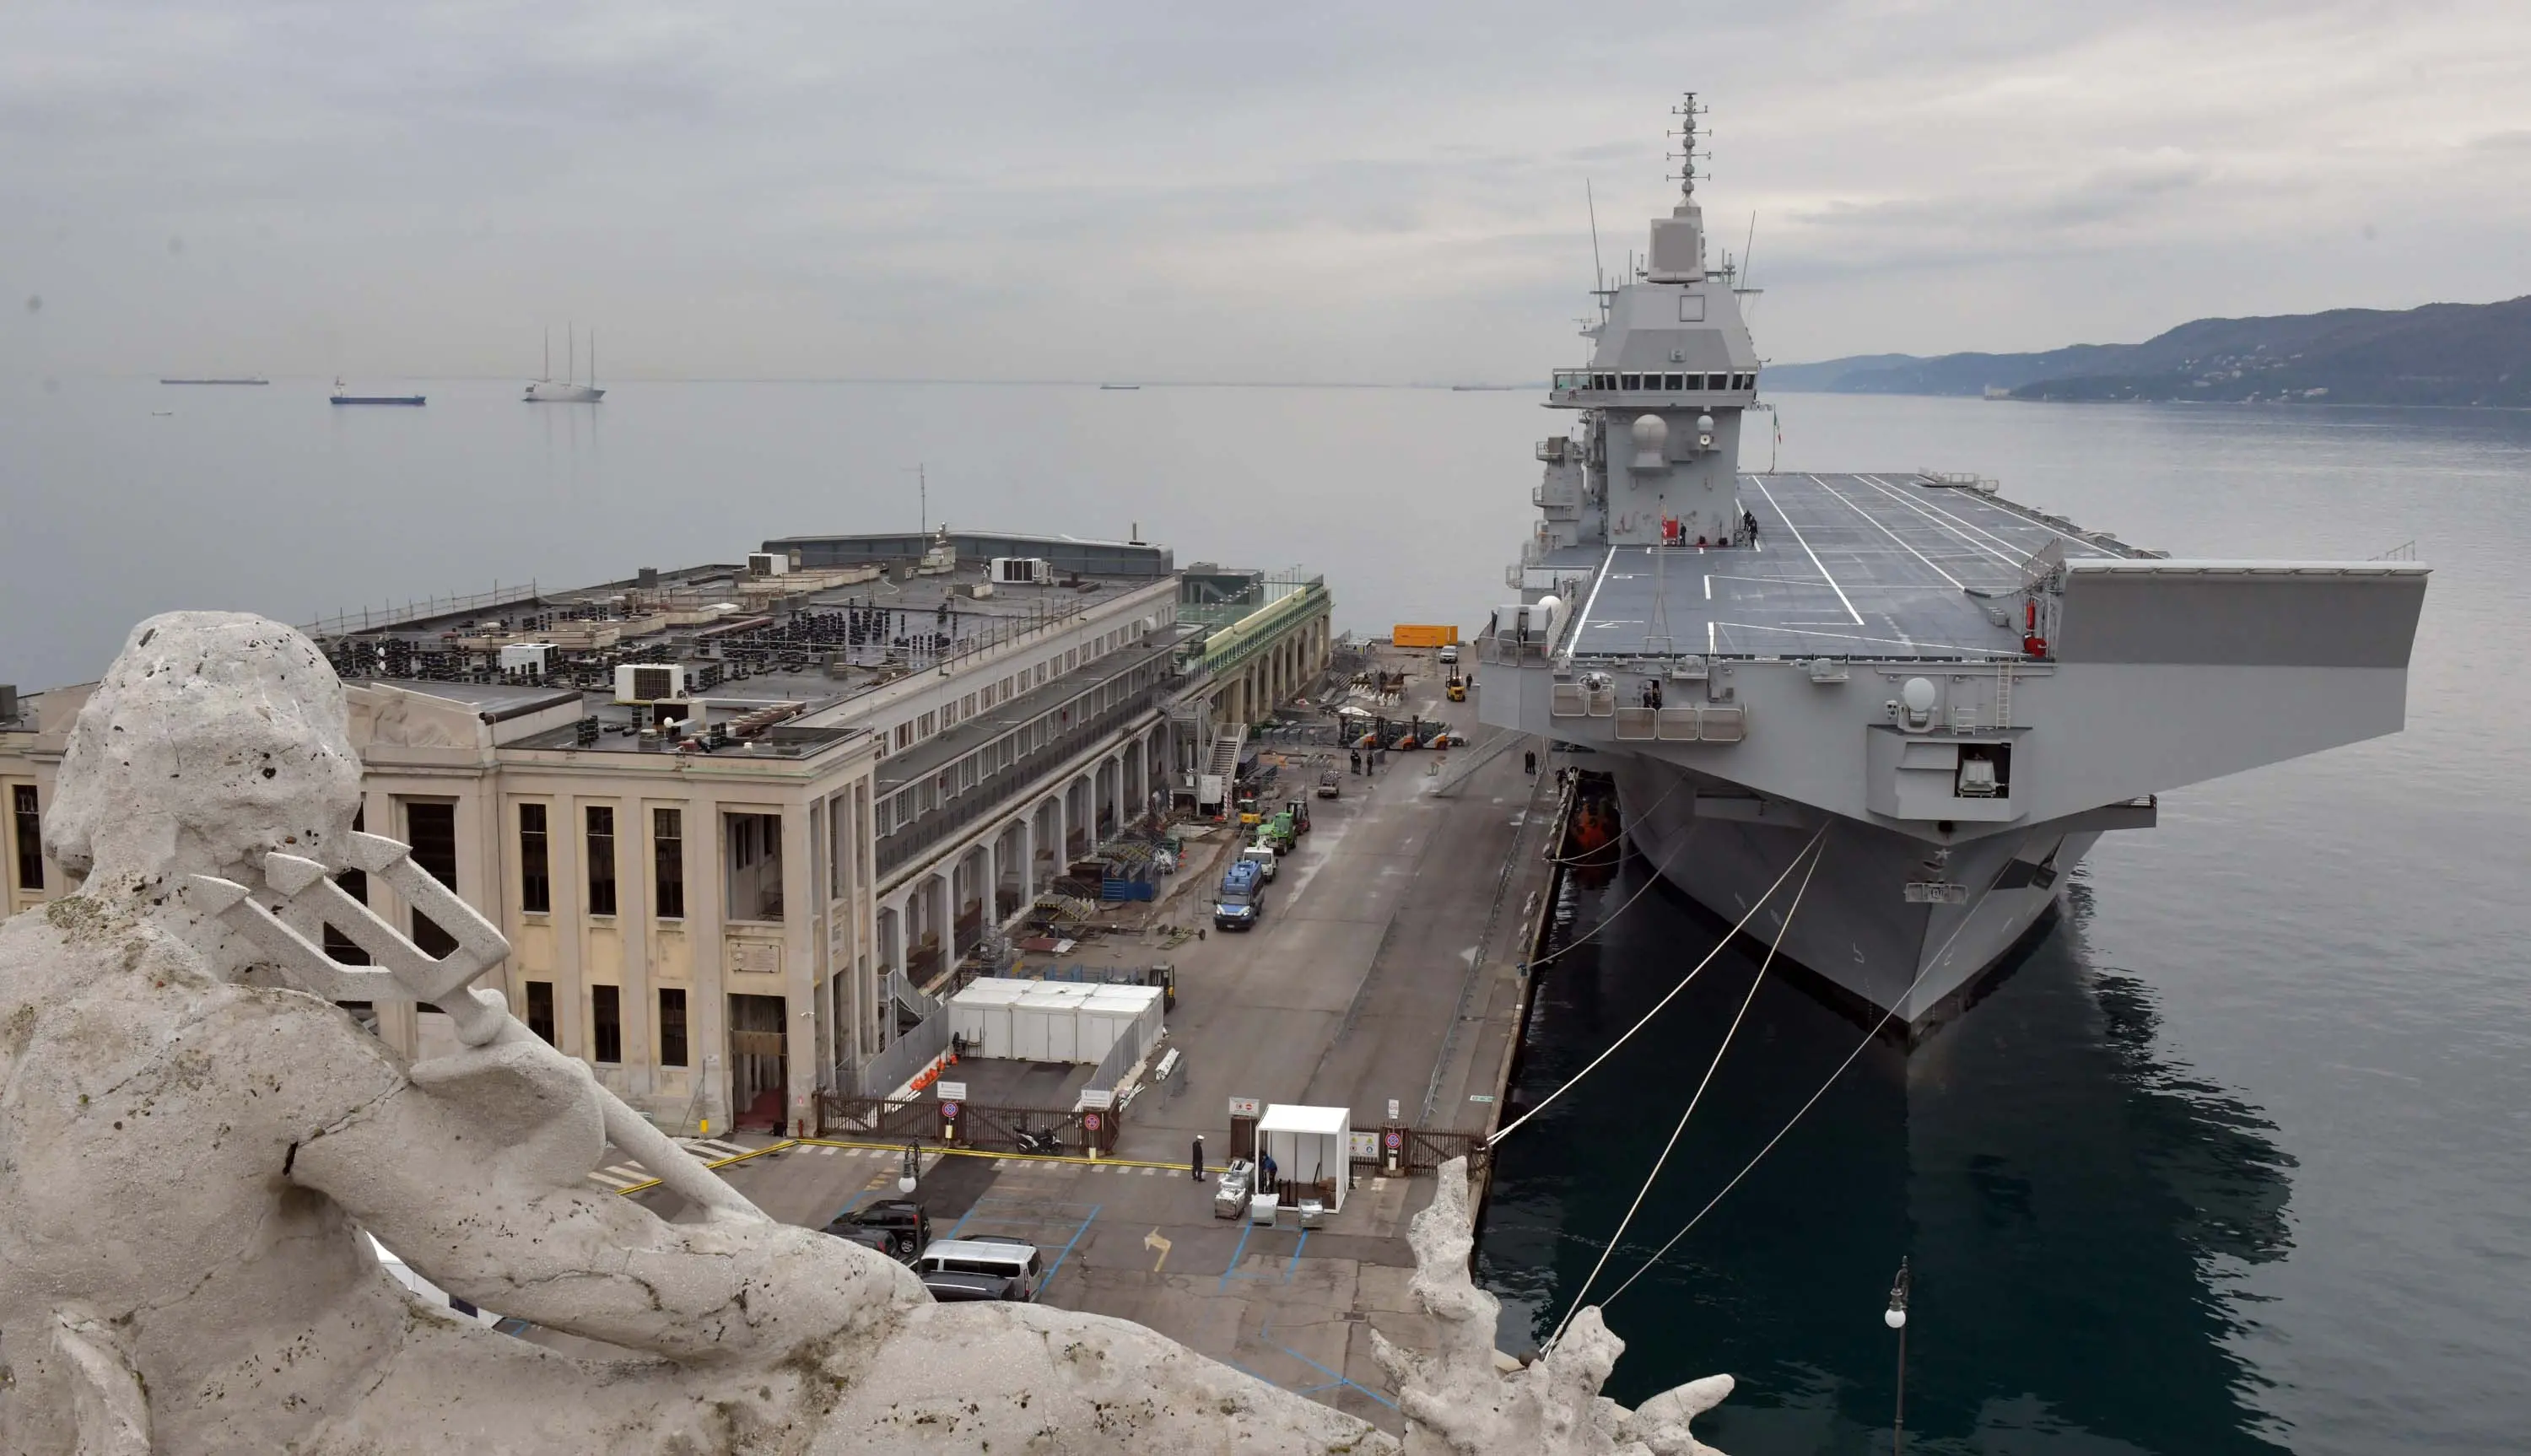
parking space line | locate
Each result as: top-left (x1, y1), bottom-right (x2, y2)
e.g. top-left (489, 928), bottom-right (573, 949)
top-left (1040, 1205), bottom-right (1101, 1289)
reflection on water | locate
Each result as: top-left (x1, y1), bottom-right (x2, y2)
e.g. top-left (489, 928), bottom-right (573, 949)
top-left (1477, 860), bottom-right (2296, 1455)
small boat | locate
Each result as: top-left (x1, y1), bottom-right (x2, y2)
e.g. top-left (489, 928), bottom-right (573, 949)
top-left (524, 324), bottom-right (604, 402)
top-left (330, 377), bottom-right (425, 406)
top-left (159, 377), bottom-right (269, 386)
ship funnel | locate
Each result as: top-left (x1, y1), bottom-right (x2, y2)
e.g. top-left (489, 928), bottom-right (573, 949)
top-left (1631, 413), bottom-right (1670, 470)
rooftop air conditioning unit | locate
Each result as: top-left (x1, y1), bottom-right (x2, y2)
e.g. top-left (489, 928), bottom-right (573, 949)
top-left (993, 556), bottom-right (1050, 585)
top-left (746, 553), bottom-right (790, 577)
top-left (614, 663), bottom-right (688, 705)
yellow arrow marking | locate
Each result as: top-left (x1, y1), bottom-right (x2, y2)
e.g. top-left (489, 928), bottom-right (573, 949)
top-left (1145, 1227), bottom-right (1173, 1273)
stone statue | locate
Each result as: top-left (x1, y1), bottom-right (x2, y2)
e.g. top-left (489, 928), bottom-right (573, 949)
top-left (0, 612), bottom-right (1733, 1454)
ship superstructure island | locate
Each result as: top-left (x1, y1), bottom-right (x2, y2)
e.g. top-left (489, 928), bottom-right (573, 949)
top-left (1479, 98), bottom-right (2431, 1033)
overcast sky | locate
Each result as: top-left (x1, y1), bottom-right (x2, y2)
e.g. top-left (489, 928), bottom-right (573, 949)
top-left (7, 0), bottom-right (2528, 381)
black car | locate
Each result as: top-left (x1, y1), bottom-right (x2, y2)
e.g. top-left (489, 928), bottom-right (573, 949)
top-left (823, 1198), bottom-right (929, 1260)
top-left (920, 1270), bottom-right (1019, 1303)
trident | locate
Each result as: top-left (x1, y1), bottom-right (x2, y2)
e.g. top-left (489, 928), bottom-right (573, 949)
top-left (188, 831), bottom-right (766, 1223)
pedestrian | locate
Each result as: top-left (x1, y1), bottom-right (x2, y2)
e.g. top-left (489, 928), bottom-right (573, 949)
top-left (1191, 1135), bottom-right (1206, 1181)
top-left (1524, 749), bottom-right (1537, 775)
top-left (1260, 1150), bottom-right (1278, 1195)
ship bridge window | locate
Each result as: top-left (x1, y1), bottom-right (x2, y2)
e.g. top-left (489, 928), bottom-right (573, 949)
top-left (1682, 373), bottom-right (1703, 391)
top-left (1732, 372), bottom-right (1754, 391)
top-left (1705, 372), bottom-right (1729, 391)
top-left (1595, 373), bottom-right (1615, 391)
top-left (1621, 373), bottom-right (1642, 391)
top-left (1664, 372), bottom-right (1685, 391)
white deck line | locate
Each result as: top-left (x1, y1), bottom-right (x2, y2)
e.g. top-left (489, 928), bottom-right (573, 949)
top-left (1704, 621), bottom-right (2022, 657)
top-left (1750, 476), bottom-right (1863, 625)
top-left (1569, 545), bottom-right (1619, 649)
top-left (1859, 473), bottom-right (2113, 561)
top-left (1859, 472), bottom-right (2073, 561)
top-left (1841, 474), bottom-right (2023, 567)
top-left (1807, 474), bottom-right (1967, 590)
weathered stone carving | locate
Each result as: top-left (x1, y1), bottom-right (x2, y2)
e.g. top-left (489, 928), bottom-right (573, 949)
top-left (1372, 1161), bottom-right (1731, 1455)
top-left (0, 612), bottom-right (1731, 1454)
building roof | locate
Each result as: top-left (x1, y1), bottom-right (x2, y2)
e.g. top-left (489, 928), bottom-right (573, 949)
top-left (301, 537), bottom-right (1174, 758)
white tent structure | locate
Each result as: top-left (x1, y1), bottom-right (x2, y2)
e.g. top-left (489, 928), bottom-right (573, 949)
top-left (947, 979), bottom-right (1164, 1067)
top-left (1255, 1103), bottom-right (1352, 1212)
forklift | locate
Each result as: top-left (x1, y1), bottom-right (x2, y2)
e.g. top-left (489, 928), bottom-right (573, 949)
top-left (1446, 670), bottom-right (1467, 704)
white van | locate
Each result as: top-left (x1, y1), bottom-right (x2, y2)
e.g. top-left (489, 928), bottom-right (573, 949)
top-left (915, 1237), bottom-right (1044, 1302)
top-left (1438, 644), bottom-right (1460, 665)
top-left (1239, 844), bottom-right (1280, 882)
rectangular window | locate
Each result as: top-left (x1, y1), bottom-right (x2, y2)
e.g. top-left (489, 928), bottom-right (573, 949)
top-left (828, 795), bottom-right (850, 898)
top-left (894, 722), bottom-right (913, 751)
top-left (659, 987), bottom-right (688, 1066)
top-left (585, 806), bottom-right (617, 916)
top-left (525, 980), bottom-right (555, 1044)
top-left (518, 803), bottom-right (551, 914)
top-left (323, 806), bottom-right (372, 966)
top-left (963, 693), bottom-right (978, 717)
top-left (918, 710), bottom-right (936, 738)
top-left (1706, 372), bottom-right (1728, 391)
top-left (1665, 372), bottom-right (1685, 391)
top-left (591, 984), bottom-right (622, 1063)
top-left (404, 800), bottom-right (458, 957)
top-left (726, 812), bottom-right (784, 921)
top-left (12, 784), bottom-right (43, 891)
top-left (653, 807), bottom-right (685, 919)
top-left (1621, 373), bottom-right (1641, 391)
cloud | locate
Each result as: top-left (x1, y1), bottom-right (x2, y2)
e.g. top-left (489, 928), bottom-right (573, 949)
top-left (3, 0), bottom-right (2528, 375)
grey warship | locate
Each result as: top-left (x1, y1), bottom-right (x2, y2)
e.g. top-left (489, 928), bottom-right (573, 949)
top-left (1477, 98), bottom-right (2430, 1033)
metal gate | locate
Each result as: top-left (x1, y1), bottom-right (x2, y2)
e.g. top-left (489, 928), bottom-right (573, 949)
top-left (817, 1094), bottom-right (1120, 1157)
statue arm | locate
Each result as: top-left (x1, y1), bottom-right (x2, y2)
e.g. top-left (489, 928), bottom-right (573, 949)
top-left (283, 1023), bottom-right (920, 1364)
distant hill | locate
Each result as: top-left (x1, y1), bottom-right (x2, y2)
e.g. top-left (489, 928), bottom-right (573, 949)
top-left (1769, 295), bottom-right (2531, 407)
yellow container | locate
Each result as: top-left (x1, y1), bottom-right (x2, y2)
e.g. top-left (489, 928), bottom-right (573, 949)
top-left (1392, 623), bottom-right (1460, 649)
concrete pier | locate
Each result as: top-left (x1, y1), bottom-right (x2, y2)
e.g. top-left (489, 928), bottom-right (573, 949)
top-left (678, 646), bottom-right (1568, 1431)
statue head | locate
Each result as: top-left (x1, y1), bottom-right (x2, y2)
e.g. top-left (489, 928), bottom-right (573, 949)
top-left (46, 612), bottom-right (363, 892)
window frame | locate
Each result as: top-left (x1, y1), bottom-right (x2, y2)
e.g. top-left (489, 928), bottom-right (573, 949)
top-left (658, 986), bottom-right (689, 1067)
top-left (585, 804), bottom-right (618, 917)
top-left (652, 806), bottom-right (685, 920)
top-left (591, 984), bottom-right (623, 1064)
top-left (518, 801), bottom-right (552, 914)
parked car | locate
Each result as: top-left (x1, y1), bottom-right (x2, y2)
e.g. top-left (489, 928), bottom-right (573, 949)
top-left (823, 1198), bottom-right (930, 1261)
top-left (916, 1237), bottom-right (1044, 1302)
top-left (1438, 643), bottom-right (1460, 665)
top-left (1316, 768), bottom-right (1341, 799)
top-left (920, 1270), bottom-right (1020, 1302)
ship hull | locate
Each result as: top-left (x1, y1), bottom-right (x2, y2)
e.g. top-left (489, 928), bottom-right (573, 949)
top-left (1607, 756), bottom-right (2098, 1037)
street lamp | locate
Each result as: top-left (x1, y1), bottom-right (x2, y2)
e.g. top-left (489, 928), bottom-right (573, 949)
top-left (1886, 1258), bottom-right (1911, 1454)
top-left (899, 1141), bottom-right (920, 1195)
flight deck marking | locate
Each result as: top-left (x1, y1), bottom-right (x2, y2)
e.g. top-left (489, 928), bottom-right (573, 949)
top-left (1807, 474), bottom-right (1967, 589)
top-left (1750, 477), bottom-right (1862, 624)
top-left (1145, 1227), bottom-right (1172, 1272)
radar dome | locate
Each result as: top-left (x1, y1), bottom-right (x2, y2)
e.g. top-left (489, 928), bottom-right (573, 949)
top-left (1630, 413), bottom-right (1669, 469)
top-left (1902, 677), bottom-right (1939, 714)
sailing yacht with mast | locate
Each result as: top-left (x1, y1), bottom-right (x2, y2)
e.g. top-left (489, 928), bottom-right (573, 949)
top-left (524, 324), bottom-right (605, 402)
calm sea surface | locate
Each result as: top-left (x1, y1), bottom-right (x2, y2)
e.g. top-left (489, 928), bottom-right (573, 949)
top-left (6, 378), bottom-right (2528, 1452)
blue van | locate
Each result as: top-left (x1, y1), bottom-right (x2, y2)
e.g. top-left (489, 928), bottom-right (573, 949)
top-left (1214, 860), bottom-right (1267, 930)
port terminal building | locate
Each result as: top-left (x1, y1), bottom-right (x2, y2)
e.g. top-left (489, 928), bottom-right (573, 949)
top-left (0, 529), bottom-right (1330, 1135)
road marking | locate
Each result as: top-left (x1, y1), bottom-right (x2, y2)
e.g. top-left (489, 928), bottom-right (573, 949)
top-left (1146, 1228), bottom-right (1173, 1272)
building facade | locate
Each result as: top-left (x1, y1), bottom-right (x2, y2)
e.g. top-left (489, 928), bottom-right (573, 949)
top-left (0, 531), bottom-right (1337, 1129)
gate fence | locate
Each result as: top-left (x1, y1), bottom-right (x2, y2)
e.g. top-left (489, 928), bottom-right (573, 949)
top-left (817, 1093), bottom-right (1120, 1157)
